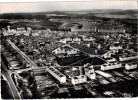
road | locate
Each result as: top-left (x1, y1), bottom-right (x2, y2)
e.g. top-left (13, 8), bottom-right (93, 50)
top-left (1, 60), bottom-right (21, 99)
top-left (7, 39), bottom-right (38, 68)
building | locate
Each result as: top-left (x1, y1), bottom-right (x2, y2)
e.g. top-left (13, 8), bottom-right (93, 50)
top-left (125, 63), bottom-right (137, 70)
top-left (119, 55), bottom-right (138, 62)
top-left (98, 28), bottom-right (125, 33)
top-left (72, 37), bottom-right (81, 42)
top-left (52, 46), bottom-right (78, 55)
top-left (83, 37), bottom-right (95, 42)
top-left (71, 75), bottom-right (87, 85)
top-left (101, 62), bottom-right (122, 71)
top-left (101, 51), bottom-right (112, 58)
top-left (46, 66), bottom-right (66, 83)
top-left (97, 25), bottom-right (125, 33)
top-left (104, 57), bottom-right (117, 63)
top-left (52, 47), bottom-right (66, 54)
top-left (110, 45), bottom-right (122, 53)
top-left (58, 38), bottom-right (72, 44)
top-left (84, 65), bottom-right (96, 80)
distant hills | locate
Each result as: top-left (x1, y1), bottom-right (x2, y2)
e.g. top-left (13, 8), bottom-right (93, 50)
top-left (0, 9), bottom-right (137, 19)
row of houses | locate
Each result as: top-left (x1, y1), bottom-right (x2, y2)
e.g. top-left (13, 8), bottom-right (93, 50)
top-left (58, 36), bottom-right (95, 44)
top-left (52, 45), bottom-right (79, 55)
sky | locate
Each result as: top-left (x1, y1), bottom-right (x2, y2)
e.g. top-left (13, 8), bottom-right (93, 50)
top-left (0, 0), bottom-right (137, 14)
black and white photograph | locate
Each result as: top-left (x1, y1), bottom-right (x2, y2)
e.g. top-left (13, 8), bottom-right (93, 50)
top-left (0, 0), bottom-right (138, 99)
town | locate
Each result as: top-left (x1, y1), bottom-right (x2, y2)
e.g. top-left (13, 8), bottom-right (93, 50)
top-left (1, 5), bottom-right (138, 99)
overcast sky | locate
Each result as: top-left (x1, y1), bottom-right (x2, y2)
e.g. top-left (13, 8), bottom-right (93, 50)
top-left (0, 0), bottom-right (137, 14)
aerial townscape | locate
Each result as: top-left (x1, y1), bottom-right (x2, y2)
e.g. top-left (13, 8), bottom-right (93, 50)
top-left (1, 2), bottom-right (138, 99)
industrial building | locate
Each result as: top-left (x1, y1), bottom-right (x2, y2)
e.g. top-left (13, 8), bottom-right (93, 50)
top-left (46, 66), bottom-right (66, 83)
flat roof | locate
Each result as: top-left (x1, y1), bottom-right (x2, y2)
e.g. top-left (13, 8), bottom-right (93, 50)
top-left (95, 70), bottom-right (113, 78)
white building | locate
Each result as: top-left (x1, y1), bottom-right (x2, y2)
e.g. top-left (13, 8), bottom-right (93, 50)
top-left (73, 37), bottom-right (81, 42)
top-left (24, 32), bottom-right (30, 36)
top-left (32, 32), bottom-right (39, 36)
top-left (101, 62), bottom-right (122, 71)
top-left (102, 51), bottom-right (112, 58)
top-left (85, 65), bottom-right (96, 79)
top-left (98, 28), bottom-right (125, 33)
top-left (66, 49), bottom-right (78, 55)
top-left (83, 37), bottom-right (95, 41)
top-left (52, 47), bottom-right (66, 54)
top-left (52, 46), bottom-right (78, 55)
top-left (125, 63), bottom-right (137, 70)
top-left (58, 38), bottom-right (72, 44)
top-left (71, 75), bottom-right (87, 85)
top-left (110, 45), bottom-right (122, 53)
top-left (119, 55), bottom-right (138, 62)
top-left (46, 66), bottom-right (66, 83)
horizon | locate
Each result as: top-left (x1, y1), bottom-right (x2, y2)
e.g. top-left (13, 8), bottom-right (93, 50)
top-left (0, 1), bottom-right (137, 14)
top-left (1, 9), bottom-right (137, 14)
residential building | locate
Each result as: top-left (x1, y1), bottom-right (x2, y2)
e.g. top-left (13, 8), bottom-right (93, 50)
top-left (119, 55), bottom-right (138, 62)
top-left (125, 63), bottom-right (137, 70)
top-left (102, 51), bottom-right (112, 58)
top-left (84, 65), bottom-right (96, 80)
top-left (110, 45), bottom-right (122, 53)
top-left (46, 66), bottom-right (66, 83)
top-left (71, 75), bottom-right (87, 85)
top-left (101, 62), bottom-right (122, 71)
top-left (52, 46), bottom-right (78, 55)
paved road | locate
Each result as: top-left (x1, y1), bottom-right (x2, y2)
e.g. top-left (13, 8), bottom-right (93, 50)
top-left (7, 39), bottom-right (38, 68)
top-left (1, 60), bottom-right (21, 99)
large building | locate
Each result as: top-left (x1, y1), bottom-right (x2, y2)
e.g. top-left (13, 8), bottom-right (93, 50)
top-left (101, 62), bottom-right (122, 71)
top-left (46, 66), bottom-right (66, 83)
top-left (52, 46), bottom-right (79, 55)
top-left (71, 75), bottom-right (87, 85)
top-left (97, 25), bottom-right (125, 33)
top-left (125, 63), bottom-right (137, 70)
top-left (110, 45), bottom-right (122, 54)
top-left (119, 55), bottom-right (138, 62)
top-left (84, 65), bottom-right (96, 80)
